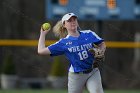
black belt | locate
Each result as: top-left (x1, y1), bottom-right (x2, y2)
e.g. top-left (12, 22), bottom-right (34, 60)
top-left (75, 68), bottom-right (93, 74)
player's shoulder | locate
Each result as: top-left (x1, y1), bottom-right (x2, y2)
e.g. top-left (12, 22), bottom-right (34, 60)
top-left (58, 37), bottom-right (69, 44)
top-left (80, 29), bottom-right (94, 33)
top-left (80, 29), bottom-right (96, 35)
top-left (57, 38), bottom-right (64, 43)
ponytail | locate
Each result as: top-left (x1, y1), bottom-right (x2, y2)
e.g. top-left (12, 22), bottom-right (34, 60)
top-left (53, 20), bottom-right (68, 38)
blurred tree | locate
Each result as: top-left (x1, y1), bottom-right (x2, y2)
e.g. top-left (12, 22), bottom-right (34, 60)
top-left (2, 54), bottom-right (16, 75)
top-left (49, 56), bottom-right (66, 76)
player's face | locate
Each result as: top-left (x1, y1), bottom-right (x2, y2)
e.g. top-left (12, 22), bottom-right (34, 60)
top-left (63, 16), bottom-right (78, 32)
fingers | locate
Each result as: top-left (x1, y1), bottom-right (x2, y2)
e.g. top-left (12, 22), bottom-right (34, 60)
top-left (40, 27), bottom-right (50, 35)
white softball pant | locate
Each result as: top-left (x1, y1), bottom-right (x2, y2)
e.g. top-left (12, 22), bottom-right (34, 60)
top-left (68, 68), bottom-right (104, 93)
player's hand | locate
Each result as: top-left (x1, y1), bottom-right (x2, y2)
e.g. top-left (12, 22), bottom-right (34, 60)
top-left (89, 48), bottom-right (104, 58)
top-left (40, 27), bottom-right (50, 35)
top-left (89, 48), bottom-right (105, 62)
top-left (94, 48), bottom-right (104, 58)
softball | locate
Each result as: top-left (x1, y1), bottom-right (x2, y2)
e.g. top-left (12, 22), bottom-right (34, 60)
top-left (42, 23), bottom-right (51, 31)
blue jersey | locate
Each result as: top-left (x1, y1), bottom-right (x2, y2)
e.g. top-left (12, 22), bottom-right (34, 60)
top-left (48, 30), bottom-right (104, 72)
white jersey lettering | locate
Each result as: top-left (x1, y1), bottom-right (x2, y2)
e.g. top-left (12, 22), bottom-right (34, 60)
top-left (68, 43), bottom-right (92, 52)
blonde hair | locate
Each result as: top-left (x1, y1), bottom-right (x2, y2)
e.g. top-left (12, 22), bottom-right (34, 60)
top-left (53, 20), bottom-right (68, 38)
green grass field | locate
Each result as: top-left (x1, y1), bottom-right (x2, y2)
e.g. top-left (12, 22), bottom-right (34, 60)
top-left (0, 89), bottom-right (140, 93)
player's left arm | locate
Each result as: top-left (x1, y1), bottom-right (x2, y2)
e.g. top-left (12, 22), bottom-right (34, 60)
top-left (92, 42), bottom-right (106, 68)
top-left (90, 42), bottom-right (106, 59)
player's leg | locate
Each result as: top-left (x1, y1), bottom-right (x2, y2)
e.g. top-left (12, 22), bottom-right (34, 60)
top-left (86, 68), bottom-right (104, 93)
top-left (68, 72), bottom-right (88, 93)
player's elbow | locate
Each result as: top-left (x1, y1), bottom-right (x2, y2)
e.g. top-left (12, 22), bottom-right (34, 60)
top-left (38, 48), bottom-right (51, 55)
top-left (38, 51), bottom-right (42, 55)
top-left (38, 50), bottom-right (44, 55)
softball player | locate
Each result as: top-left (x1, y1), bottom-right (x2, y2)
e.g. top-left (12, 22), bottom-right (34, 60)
top-left (38, 13), bottom-right (106, 93)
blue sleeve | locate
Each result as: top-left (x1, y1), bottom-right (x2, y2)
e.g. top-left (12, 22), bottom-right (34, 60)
top-left (90, 31), bottom-right (104, 45)
top-left (48, 41), bottom-right (65, 56)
